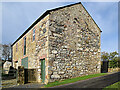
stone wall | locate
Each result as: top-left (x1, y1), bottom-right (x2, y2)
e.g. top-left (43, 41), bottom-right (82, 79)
top-left (108, 68), bottom-right (120, 73)
top-left (12, 15), bottom-right (49, 83)
top-left (35, 15), bottom-right (49, 84)
top-left (12, 3), bottom-right (101, 84)
top-left (17, 66), bottom-right (24, 85)
top-left (48, 3), bottom-right (101, 82)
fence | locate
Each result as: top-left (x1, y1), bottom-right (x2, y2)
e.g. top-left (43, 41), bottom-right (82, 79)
top-left (108, 67), bottom-right (120, 72)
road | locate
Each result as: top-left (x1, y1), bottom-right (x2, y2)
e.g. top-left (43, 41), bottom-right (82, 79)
top-left (2, 72), bottom-right (120, 89)
top-left (50, 72), bottom-right (120, 88)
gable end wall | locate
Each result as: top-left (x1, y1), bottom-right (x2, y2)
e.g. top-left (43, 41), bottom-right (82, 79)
top-left (48, 3), bottom-right (101, 82)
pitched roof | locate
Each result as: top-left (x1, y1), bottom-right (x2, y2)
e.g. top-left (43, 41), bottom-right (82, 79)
top-left (11, 2), bottom-right (102, 46)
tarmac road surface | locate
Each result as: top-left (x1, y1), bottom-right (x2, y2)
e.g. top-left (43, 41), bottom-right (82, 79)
top-left (50, 72), bottom-right (120, 88)
top-left (2, 72), bottom-right (120, 89)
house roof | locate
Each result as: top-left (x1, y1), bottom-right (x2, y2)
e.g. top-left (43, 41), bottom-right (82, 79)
top-left (11, 2), bottom-right (102, 47)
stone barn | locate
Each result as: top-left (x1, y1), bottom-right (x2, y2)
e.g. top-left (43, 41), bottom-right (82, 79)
top-left (11, 2), bottom-right (102, 84)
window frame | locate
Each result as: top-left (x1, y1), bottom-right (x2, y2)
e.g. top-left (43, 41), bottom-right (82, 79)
top-left (23, 36), bottom-right (26, 56)
top-left (16, 43), bottom-right (18, 52)
top-left (33, 28), bottom-right (36, 41)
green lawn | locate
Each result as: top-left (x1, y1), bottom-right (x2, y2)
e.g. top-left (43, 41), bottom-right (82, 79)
top-left (103, 81), bottom-right (120, 90)
top-left (44, 73), bottom-right (108, 88)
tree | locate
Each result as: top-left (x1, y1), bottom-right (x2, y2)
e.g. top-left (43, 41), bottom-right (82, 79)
top-left (109, 51), bottom-right (118, 60)
top-left (101, 52), bottom-right (109, 61)
top-left (101, 51), bottom-right (119, 68)
top-left (108, 51), bottom-right (118, 68)
top-left (2, 44), bottom-right (11, 62)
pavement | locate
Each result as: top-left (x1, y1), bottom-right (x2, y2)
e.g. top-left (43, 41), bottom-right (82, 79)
top-left (2, 72), bottom-right (120, 89)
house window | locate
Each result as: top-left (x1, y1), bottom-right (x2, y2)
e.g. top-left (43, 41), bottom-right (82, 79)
top-left (33, 29), bottom-right (35, 41)
top-left (16, 43), bottom-right (18, 52)
top-left (24, 36), bottom-right (26, 55)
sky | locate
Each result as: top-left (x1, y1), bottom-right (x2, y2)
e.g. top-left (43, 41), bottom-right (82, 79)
top-left (1, 2), bottom-right (118, 53)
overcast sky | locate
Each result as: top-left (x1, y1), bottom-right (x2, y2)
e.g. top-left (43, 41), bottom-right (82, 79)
top-left (1, 2), bottom-right (118, 53)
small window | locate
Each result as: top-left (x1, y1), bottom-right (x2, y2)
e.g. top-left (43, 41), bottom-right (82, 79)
top-left (33, 29), bottom-right (35, 41)
top-left (24, 36), bottom-right (26, 55)
top-left (16, 43), bottom-right (18, 52)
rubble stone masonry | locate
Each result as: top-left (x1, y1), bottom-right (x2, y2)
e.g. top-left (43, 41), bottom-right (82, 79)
top-left (12, 3), bottom-right (101, 84)
top-left (48, 4), bottom-right (101, 82)
top-left (13, 15), bottom-right (49, 83)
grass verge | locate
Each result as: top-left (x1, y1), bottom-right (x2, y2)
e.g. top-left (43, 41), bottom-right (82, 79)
top-left (44, 73), bottom-right (108, 88)
top-left (103, 81), bottom-right (120, 90)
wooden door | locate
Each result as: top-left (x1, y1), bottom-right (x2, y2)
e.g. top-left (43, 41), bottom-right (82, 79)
top-left (41, 59), bottom-right (45, 83)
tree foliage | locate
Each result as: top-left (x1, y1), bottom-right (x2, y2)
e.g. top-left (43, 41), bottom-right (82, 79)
top-left (101, 52), bottom-right (109, 61)
top-left (101, 51), bottom-right (119, 68)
